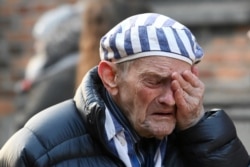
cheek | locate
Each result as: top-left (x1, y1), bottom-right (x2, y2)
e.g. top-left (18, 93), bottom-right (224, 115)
top-left (134, 86), bottom-right (156, 119)
top-left (136, 89), bottom-right (154, 107)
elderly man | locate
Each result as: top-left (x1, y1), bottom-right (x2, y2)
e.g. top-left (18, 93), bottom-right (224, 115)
top-left (0, 13), bottom-right (249, 167)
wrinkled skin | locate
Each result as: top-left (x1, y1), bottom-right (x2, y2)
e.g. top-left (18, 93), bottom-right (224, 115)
top-left (98, 56), bottom-right (205, 139)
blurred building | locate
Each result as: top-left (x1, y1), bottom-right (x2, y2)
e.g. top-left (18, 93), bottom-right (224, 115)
top-left (0, 0), bottom-right (250, 151)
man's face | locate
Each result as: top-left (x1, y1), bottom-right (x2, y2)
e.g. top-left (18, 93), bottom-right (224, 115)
top-left (113, 56), bottom-right (191, 139)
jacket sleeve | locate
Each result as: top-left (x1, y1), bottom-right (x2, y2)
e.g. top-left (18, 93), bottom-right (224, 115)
top-left (0, 128), bottom-right (43, 167)
top-left (176, 109), bottom-right (250, 167)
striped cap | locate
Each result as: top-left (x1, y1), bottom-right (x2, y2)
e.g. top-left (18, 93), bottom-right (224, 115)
top-left (100, 13), bottom-right (204, 65)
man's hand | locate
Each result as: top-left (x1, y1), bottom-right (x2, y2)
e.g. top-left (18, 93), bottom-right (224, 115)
top-left (171, 66), bottom-right (205, 130)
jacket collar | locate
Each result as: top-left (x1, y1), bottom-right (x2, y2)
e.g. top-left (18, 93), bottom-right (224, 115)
top-left (74, 66), bottom-right (107, 139)
top-left (74, 66), bottom-right (140, 141)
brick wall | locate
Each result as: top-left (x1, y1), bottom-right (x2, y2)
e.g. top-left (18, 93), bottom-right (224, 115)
top-left (197, 26), bottom-right (250, 107)
top-left (0, 0), bottom-right (77, 115)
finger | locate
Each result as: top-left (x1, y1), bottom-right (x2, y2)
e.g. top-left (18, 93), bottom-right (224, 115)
top-left (172, 72), bottom-right (192, 92)
top-left (191, 65), bottom-right (199, 77)
top-left (173, 86), bottom-right (186, 109)
top-left (171, 79), bottom-right (180, 92)
top-left (171, 80), bottom-right (187, 108)
top-left (172, 71), bottom-right (204, 98)
top-left (182, 70), bottom-right (201, 88)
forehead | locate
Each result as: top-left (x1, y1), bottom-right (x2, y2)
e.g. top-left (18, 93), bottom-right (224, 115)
top-left (132, 56), bottom-right (191, 75)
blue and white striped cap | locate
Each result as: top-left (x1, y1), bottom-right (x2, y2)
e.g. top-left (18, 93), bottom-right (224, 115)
top-left (100, 13), bottom-right (204, 65)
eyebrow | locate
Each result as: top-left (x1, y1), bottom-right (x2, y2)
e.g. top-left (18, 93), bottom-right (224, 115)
top-left (138, 71), bottom-right (171, 79)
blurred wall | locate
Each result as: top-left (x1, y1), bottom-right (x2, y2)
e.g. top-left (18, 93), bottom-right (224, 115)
top-left (0, 0), bottom-right (78, 115)
top-left (0, 0), bottom-right (78, 146)
top-left (0, 0), bottom-right (250, 151)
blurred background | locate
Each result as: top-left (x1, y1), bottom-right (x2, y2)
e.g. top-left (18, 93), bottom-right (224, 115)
top-left (0, 0), bottom-right (250, 153)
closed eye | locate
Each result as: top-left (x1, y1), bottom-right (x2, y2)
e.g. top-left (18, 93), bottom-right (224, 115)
top-left (140, 73), bottom-right (171, 88)
top-left (143, 77), bottom-right (163, 88)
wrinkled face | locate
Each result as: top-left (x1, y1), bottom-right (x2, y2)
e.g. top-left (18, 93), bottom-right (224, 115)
top-left (113, 56), bottom-right (191, 139)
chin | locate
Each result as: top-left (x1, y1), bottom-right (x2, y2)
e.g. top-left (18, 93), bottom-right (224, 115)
top-left (154, 129), bottom-right (174, 139)
top-left (136, 120), bottom-right (176, 138)
top-left (151, 122), bottom-right (176, 138)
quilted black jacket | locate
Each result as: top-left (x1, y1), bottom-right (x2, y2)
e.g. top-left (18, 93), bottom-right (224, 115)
top-left (0, 67), bottom-right (249, 167)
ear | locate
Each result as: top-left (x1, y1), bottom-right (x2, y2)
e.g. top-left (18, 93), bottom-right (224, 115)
top-left (98, 61), bottom-right (118, 95)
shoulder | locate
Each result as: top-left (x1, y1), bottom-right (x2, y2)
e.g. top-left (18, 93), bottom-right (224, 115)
top-left (0, 100), bottom-right (91, 166)
top-left (25, 99), bottom-right (84, 134)
top-left (175, 109), bottom-right (237, 146)
top-left (180, 110), bottom-right (235, 138)
top-left (174, 109), bottom-right (250, 167)
top-left (24, 99), bottom-right (89, 153)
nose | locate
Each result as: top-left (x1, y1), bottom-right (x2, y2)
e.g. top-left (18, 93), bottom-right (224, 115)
top-left (157, 87), bottom-right (175, 107)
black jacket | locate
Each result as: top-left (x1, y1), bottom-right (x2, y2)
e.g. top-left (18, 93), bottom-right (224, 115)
top-left (0, 67), bottom-right (249, 167)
